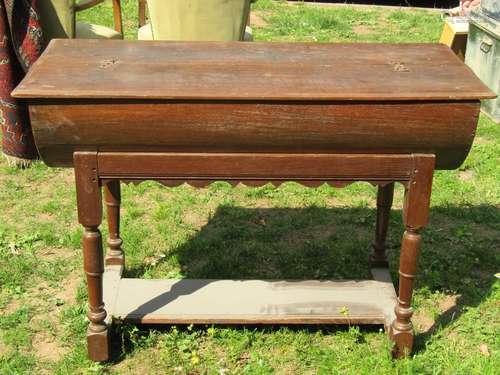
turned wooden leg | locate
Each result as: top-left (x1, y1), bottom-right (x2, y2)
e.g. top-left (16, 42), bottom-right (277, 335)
top-left (370, 182), bottom-right (394, 267)
top-left (83, 225), bottom-right (108, 362)
top-left (391, 155), bottom-right (435, 358)
top-left (104, 180), bottom-right (124, 266)
top-left (75, 152), bottom-right (109, 362)
top-left (138, 0), bottom-right (146, 27)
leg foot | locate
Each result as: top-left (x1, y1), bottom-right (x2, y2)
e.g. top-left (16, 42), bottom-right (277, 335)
top-left (87, 326), bottom-right (110, 362)
top-left (390, 323), bottom-right (414, 358)
top-left (390, 228), bottom-right (421, 358)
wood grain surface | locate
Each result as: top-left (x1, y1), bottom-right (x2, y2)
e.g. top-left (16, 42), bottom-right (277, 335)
top-left (97, 152), bottom-right (414, 180)
top-left (13, 39), bottom-right (495, 101)
top-left (104, 275), bottom-right (397, 326)
top-left (28, 100), bottom-right (480, 169)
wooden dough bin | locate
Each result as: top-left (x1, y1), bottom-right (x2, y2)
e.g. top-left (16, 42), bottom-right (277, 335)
top-left (12, 39), bottom-right (495, 362)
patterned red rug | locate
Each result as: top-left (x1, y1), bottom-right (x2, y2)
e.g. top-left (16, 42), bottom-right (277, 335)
top-left (0, 0), bottom-right (43, 165)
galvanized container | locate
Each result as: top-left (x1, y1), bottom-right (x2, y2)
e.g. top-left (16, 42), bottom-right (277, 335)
top-left (481, 0), bottom-right (500, 21)
top-left (465, 10), bottom-right (500, 123)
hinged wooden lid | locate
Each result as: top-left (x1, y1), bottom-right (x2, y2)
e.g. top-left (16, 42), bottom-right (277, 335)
top-left (12, 39), bottom-right (495, 101)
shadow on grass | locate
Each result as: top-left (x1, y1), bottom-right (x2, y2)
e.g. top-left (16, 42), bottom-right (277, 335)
top-left (411, 204), bottom-right (499, 354)
top-left (119, 203), bottom-right (498, 360)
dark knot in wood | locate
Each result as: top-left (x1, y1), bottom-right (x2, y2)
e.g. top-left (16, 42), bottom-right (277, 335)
top-left (100, 59), bottom-right (118, 69)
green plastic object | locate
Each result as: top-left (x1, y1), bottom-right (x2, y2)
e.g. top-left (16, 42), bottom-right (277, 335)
top-left (146, 0), bottom-right (251, 41)
top-left (37, 0), bottom-right (75, 41)
top-left (37, 1), bottom-right (121, 42)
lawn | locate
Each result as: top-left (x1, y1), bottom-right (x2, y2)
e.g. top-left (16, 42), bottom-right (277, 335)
top-left (1, 0), bottom-right (499, 374)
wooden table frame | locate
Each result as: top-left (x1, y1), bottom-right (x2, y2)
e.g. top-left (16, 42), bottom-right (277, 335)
top-left (13, 39), bottom-right (492, 364)
top-left (74, 150), bottom-right (434, 362)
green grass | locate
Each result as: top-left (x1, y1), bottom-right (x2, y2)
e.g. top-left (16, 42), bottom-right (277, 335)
top-left (1, 0), bottom-right (499, 374)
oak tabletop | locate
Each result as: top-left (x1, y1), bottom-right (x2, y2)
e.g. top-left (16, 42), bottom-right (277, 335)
top-left (12, 39), bottom-right (495, 101)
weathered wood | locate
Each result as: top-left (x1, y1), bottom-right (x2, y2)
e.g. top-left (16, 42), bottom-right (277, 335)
top-left (104, 180), bottom-right (124, 266)
top-left (103, 264), bottom-right (122, 327)
top-left (13, 40), bottom-right (494, 101)
top-left (14, 40), bottom-right (490, 361)
top-left (111, 0), bottom-right (123, 35)
top-left (74, 152), bottom-right (101, 227)
top-left (370, 183), bottom-right (395, 267)
top-left (104, 274), bottom-right (397, 325)
top-left (403, 155), bottom-right (435, 228)
top-left (138, 0), bottom-right (147, 27)
top-left (391, 155), bottom-right (435, 358)
top-left (74, 152), bottom-right (109, 362)
top-left (14, 40), bottom-right (492, 169)
top-left (370, 267), bottom-right (397, 330)
top-left (27, 100), bottom-right (480, 169)
top-left (98, 153), bottom-right (414, 180)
